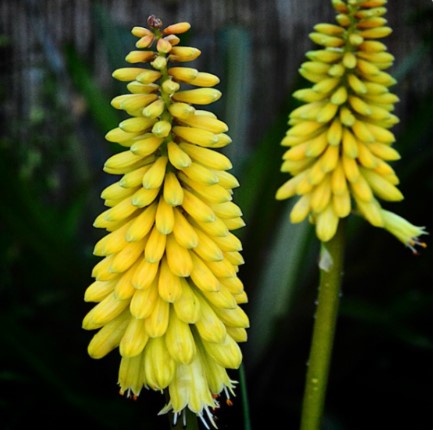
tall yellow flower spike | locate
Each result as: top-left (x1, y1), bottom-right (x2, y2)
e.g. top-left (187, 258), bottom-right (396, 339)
top-left (82, 16), bottom-right (248, 428)
top-left (276, 0), bottom-right (427, 250)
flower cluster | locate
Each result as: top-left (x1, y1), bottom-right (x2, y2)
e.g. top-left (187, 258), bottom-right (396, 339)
top-left (276, 0), bottom-right (426, 249)
top-left (82, 17), bottom-right (248, 427)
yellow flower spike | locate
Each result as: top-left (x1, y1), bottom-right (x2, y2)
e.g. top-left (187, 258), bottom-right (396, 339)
top-left (130, 282), bottom-right (159, 319)
top-left (118, 353), bottom-right (146, 398)
top-left (119, 317), bottom-right (149, 357)
top-left (84, 18), bottom-right (247, 425)
top-left (275, 0), bottom-right (423, 243)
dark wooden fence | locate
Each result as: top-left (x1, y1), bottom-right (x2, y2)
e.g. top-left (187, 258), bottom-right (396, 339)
top-left (2, 0), bottom-right (431, 148)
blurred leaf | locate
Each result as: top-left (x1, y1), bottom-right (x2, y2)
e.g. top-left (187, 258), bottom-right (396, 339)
top-left (217, 26), bottom-right (253, 175)
top-left (247, 201), bottom-right (312, 367)
top-left (64, 45), bottom-right (119, 134)
top-left (91, 4), bottom-right (136, 72)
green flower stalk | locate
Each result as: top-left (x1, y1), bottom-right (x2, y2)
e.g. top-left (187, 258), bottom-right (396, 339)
top-left (276, 0), bottom-right (427, 250)
top-left (82, 16), bottom-right (248, 428)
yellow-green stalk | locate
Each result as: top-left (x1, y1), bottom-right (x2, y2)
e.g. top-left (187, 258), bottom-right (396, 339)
top-left (83, 16), bottom-right (248, 428)
top-left (276, 0), bottom-right (426, 250)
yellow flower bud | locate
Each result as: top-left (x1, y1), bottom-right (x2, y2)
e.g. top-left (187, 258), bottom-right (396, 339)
top-left (202, 335), bottom-right (242, 369)
top-left (87, 313), bottom-right (129, 359)
top-left (169, 46), bottom-right (201, 62)
top-left (118, 353), bottom-right (145, 398)
top-left (142, 156), bottom-right (168, 189)
top-left (82, 292), bottom-right (130, 330)
top-left (144, 337), bottom-right (175, 390)
top-left (145, 295), bottom-right (170, 337)
top-left (172, 88), bottom-right (221, 105)
top-left (172, 209), bottom-right (199, 249)
top-left (130, 282), bottom-right (158, 319)
top-left (119, 317), bottom-right (148, 357)
top-left (165, 311), bottom-right (196, 364)
top-left (189, 253), bottom-right (221, 292)
top-left (145, 225), bottom-right (167, 263)
top-left (158, 258), bottom-right (183, 303)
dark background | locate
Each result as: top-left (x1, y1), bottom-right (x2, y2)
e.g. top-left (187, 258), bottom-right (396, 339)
top-left (1, 1), bottom-right (432, 429)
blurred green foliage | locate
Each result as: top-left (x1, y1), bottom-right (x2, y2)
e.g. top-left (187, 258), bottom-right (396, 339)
top-left (1, 3), bottom-right (431, 430)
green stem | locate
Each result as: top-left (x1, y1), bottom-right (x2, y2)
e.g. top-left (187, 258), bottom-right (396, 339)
top-left (239, 363), bottom-right (252, 430)
top-left (300, 221), bottom-right (345, 430)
